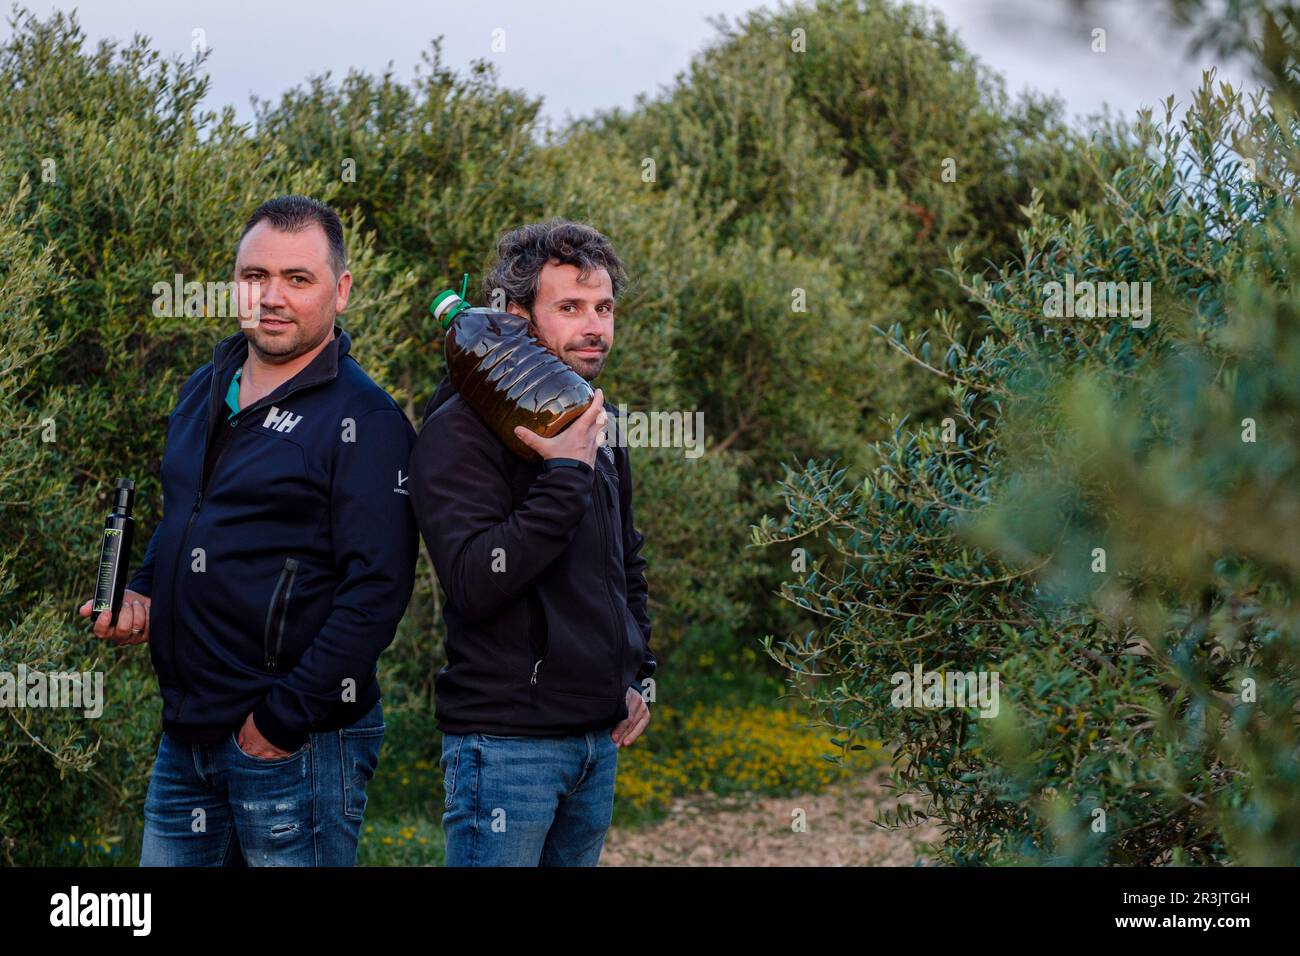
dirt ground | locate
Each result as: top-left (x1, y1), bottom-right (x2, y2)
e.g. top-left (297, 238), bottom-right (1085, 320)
top-left (600, 766), bottom-right (942, 866)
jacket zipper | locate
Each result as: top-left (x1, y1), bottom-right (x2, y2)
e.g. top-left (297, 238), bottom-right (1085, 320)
top-left (593, 467), bottom-right (625, 712)
top-left (264, 557), bottom-right (299, 669)
top-left (528, 589), bottom-right (546, 696)
top-left (168, 355), bottom-right (338, 694)
top-left (169, 418), bottom-right (236, 698)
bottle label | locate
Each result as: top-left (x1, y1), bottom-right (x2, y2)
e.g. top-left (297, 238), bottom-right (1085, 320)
top-left (92, 528), bottom-right (122, 612)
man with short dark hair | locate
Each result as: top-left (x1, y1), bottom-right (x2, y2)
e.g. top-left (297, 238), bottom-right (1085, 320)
top-left (80, 195), bottom-right (418, 866)
top-left (410, 218), bottom-right (655, 867)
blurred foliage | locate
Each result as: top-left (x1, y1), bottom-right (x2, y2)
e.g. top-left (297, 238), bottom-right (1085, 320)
top-left (758, 3), bottom-right (1300, 863)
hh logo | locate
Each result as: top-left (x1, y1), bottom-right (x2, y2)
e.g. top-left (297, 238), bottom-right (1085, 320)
top-left (393, 469), bottom-right (410, 496)
top-left (263, 406), bottom-right (302, 433)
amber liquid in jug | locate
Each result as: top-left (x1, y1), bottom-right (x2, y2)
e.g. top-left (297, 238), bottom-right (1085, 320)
top-left (431, 280), bottom-right (595, 460)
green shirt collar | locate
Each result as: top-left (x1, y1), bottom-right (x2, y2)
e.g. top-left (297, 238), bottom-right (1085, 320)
top-left (224, 367), bottom-right (242, 421)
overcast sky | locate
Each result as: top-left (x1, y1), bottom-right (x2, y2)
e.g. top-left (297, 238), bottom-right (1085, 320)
top-left (15, 0), bottom-right (1256, 129)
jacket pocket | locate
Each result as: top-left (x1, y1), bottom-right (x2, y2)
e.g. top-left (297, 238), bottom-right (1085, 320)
top-left (597, 468), bottom-right (625, 570)
top-left (263, 557), bottom-right (300, 669)
top-left (598, 466), bottom-right (619, 511)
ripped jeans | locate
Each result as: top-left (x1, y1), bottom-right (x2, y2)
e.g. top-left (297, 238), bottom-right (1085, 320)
top-left (139, 699), bottom-right (384, 866)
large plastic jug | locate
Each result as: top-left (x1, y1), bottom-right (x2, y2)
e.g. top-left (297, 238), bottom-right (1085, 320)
top-left (431, 278), bottom-right (595, 460)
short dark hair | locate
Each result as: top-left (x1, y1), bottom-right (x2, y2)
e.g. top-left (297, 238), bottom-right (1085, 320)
top-left (482, 218), bottom-right (627, 312)
top-left (238, 195), bottom-right (347, 277)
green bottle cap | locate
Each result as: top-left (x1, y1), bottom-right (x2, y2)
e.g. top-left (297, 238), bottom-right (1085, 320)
top-left (430, 290), bottom-right (465, 328)
top-left (430, 273), bottom-right (473, 329)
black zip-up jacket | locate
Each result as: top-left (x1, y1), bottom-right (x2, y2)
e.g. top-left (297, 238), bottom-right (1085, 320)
top-left (409, 377), bottom-right (655, 736)
top-left (127, 326), bottom-right (418, 751)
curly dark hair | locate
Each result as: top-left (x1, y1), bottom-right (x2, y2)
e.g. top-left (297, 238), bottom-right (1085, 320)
top-left (481, 218), bottom-right (628, 312)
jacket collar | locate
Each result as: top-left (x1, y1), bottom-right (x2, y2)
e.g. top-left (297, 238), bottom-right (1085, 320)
top-left (207, 325), bottom-right (351, 433)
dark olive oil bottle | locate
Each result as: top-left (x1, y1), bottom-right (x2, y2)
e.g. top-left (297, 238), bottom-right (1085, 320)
top-left (91, 478), bottom-right (136, 626)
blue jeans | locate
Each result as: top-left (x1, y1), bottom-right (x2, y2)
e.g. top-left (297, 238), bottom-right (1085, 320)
top-left (440, 730), bottom-right (618, 866)
top-left (139, 699), bottom-right (384, 866)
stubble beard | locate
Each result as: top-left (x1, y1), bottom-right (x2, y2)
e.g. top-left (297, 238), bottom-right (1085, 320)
top-left (526, 312), bottom-right (607, 381)
top-left (571, 356), bottom-right (604, 381)
top-left (246, 312), bottom-right (332, 364)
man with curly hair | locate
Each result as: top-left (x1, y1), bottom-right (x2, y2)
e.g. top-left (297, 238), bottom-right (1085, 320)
top-left (410, 219), bottom-right (655, 867)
